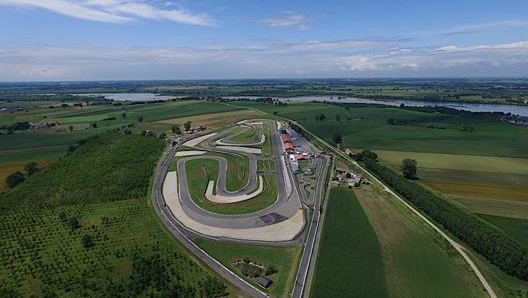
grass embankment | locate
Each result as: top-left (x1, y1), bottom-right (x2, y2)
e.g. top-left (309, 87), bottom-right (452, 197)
top-left (184, 156), bottom-right (277, 215)
top-left (0, 133), bottom-right (234, 297)
top-left (230, 125), bottom-right (257, 143)
top-left (193, 238), bottom-right (301, 298)
top-left (261, 122), bottom-right (272, 157)
top-left (210, 152), bottom-right (249, 192)
top-left (311, 187), bottom-right (388, 298)
top-left (354, 185), bottom-right (486, 298)
top-left (257, 160), bottom-right (275, 172)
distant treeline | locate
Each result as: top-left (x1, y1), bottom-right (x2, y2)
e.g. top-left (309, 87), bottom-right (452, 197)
top-left (0, 93), bottom-right (112, 103)
top-left (0, 121), bottom-right (30, 132)
top-left (363, 157), bottom-right (528, 281)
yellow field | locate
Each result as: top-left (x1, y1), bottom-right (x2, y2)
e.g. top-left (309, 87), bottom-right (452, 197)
top-left (377, 149), bottom-right (528, 218)
top-left (422, 179), bottom-right (528, 203)
top-left (377, 150), bottom-right (528, 175)
top-left (156, 109), bottom-right (263, 130)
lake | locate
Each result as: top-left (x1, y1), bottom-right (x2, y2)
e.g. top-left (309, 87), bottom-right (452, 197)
top-left (241, 95), bottom-right (528, 117)
top-left (73, 93), bottom-right (176, 102)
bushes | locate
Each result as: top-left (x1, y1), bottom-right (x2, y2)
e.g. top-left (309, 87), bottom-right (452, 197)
top-left (5, 171), bottom-right (25, 188)
top-left (363, 158), bottom-right (528, 281)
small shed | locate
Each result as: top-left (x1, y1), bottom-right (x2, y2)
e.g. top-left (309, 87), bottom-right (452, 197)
top-left (257, 277), bottom-right (273, 288)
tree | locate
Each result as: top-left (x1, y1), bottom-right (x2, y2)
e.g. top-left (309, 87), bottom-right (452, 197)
top-left (335, 114), bottom-right (341, 121)
top-left (401, 158), bottom-right (418, 179)
top-left (137, 116), bottom-right (144, 123)
top-left (24, 161), bottom-right (39, 176)
top-left (319, 113), bottom-right (326, 121)
top-left (362, 149), bottom-right (378, 161)
top-left (58, 211), bottom-right (68, 222)
top-left (68, 125), bottom-right (74, 132)
top-left (91, 123), bottom-right (97, 128)
top-left (68, 216), bottom-right (81, 230)
top-left (81, 234), bottom-right (94, 248)
top-left (332, 131), bottom-right (342, 145)
top-left (171, 125), bottom-right (181, 134)
top-left (121, 112), bottom-right (127, 119)
top-left (184, 121), bottom-right (192, 132)
top-left (5, 171), bottom-right (25, 188)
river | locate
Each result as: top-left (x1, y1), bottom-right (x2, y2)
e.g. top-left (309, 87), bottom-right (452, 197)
top-left (232, 95), bottom-right (528, 117)
top-left (73, 93), bottom-right (176, 102)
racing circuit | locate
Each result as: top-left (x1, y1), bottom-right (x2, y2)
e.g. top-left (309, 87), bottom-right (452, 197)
top-left (153, 118), bottom-right (331, 297)
top-left (162, 119), bottom-right (310, 242)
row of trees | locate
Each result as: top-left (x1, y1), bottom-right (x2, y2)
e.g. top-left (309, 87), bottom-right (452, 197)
top-left (4, 162), bottom-right (39, 188)
top-left (363, 157), bottom-right (528, 281)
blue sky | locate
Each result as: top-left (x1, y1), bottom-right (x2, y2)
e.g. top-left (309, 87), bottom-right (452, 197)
top-left (0, 0), bottom-right (527, 81)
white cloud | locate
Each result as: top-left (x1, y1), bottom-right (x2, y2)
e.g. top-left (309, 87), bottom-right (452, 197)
top-left (441, 19), bottom-right (528, 35)
top-left (0, 0), bottom-right (213, 25)
top-left (337, 55), bottom-right (377, 71)
top-left (262, 13), bottom-right (309, 30)
top-left (435, 41), bottom-right (528, 52)
top-left (1, 39), bottom-right (528, 80)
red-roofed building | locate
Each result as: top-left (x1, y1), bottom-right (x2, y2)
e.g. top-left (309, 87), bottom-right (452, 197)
top-left (295, 153), bottom-right (307, 160)
top-left (281, 134), bottom-right (292, 144)
top-left (283, 142), bottom-right (294, 153)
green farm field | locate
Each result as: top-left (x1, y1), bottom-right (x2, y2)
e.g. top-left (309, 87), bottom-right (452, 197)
top-left (0, 100), bottom-right (257, 190)
top-left (354, 185), bottom-right (486, 298)
top-left (232, 101), bottom-right (528, 158)
top-left (193, 238), bottom-right (302, 298)
top-left (310, 187), bottom-right (388, 298)
top-left (0, 133), bottom-right (237, 297)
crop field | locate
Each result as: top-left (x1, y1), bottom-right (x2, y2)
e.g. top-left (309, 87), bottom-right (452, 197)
top-left (0, 133), bottom-right (233, 297)
top-left (242, 100), bottom-right (528, 291)
top-left (478, 214), bottom-right (528, 246)
top-left (0, 100), bottom-right (257, 191)
top-left (310, 187), bottom-right (388, 298)
top-left (193, 238), bottom-right (302, 298)
top-left (232, 101), bottom-right (528, 158)
top-left (354, 185), bottom-right (486, 298)
top-left (375, 150), bottom-right (528, 219)
top-left (376, 150), bottom-right (528, 175)
top-left (156, 109), bottom-right (263, 130)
